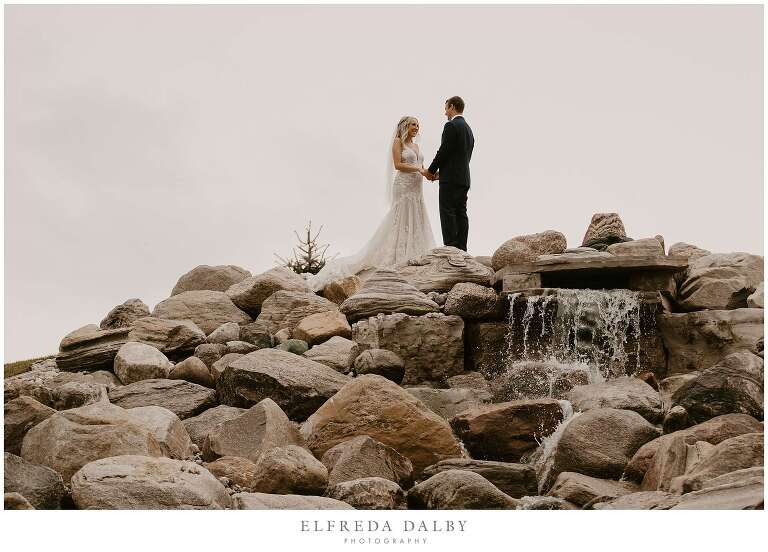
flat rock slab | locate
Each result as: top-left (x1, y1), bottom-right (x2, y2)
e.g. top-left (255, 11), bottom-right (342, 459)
top-left (108, 379), bottom-right (217, 420)
top-left (56, 324), bottom-right (131, 372)
top-left (421, 459), bottom-right (537, 499)
top-left (232, 492), bottom-right (354, 510)
top-left (127, 317), bottom-right (207, 359)
top-left (397, 246), bottom-right (494, 293)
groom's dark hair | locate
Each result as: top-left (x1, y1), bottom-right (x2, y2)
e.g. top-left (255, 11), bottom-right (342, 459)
top-left (446, 96), bottom-right (464, 113)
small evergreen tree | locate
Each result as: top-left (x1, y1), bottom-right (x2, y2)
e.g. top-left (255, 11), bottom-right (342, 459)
top-left (274, 220), bottom-right (332, 275)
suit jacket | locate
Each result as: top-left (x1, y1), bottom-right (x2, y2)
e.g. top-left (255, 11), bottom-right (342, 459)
top-left (428, 115), bottom-right (474, 189)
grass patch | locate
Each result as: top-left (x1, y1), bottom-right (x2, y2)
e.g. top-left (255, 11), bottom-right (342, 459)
top-left (4, 355), bottom-right (56, 379)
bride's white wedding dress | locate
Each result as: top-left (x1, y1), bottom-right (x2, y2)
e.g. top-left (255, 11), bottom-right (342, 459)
top-left (308, 144), bottom-right (437, 292)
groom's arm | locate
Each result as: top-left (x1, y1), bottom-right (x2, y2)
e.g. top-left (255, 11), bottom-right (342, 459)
top-left (428, 121), bottom-right (457, 175)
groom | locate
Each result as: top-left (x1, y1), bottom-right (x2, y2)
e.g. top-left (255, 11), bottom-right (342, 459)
top-left (422, 96), bottom-right (474, 252)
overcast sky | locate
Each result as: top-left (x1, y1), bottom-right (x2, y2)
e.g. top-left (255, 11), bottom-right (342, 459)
top-left (4, 4), bottom-right (763, 361)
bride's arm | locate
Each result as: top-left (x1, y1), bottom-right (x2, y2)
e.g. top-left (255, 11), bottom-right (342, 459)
top-left (392, 139), bottom-right (421, 173)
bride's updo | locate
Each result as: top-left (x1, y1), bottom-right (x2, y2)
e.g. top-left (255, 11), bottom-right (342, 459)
top-left (396, 116), bottom-right (418, 142)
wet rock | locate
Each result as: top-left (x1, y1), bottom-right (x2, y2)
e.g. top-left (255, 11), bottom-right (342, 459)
top-left (4, 453), bottom-right (66, 509)
top-left (450, 399), bottom-right (564, 462)
top-left (321, 435), bottom-right (413, 488)
top-left (100, 298), bottom-right (150, 330)
top-left (127, 317), bottom-right (207, 359)
top-left (303, 336), bottom-right (357, 373)
top-left (71, 455), bottom-right (231, 509)
top-left (352, 313), bottom-right (464, 386)
top-left (407, 469), bottom-right (518, 510)
top-left (225, 267), bottom-right (311, 317)
top-left (398, 246), bottom-right (494, 293)
top-left (202, 398), bottom-right (304, 463)
top-left (663, 406), bottom-right (692, 434)
top-left (352, 349), bottom-right (405, 383)
top-left (108, 379), bottom-right (217, 420)
top-left (406, 387), bottom-right (489, 420)
top-left (326, 477), bottom-right (406, 510)
top-left (113, 342), bottom-right (172, 385)
top-left (301, 375), bottom-right (464, 475)
top-left (126, 406), bottom-right (194, 459)
top-left (217, 348), bottom-right (350, 421)
top-left (56, 324), bottom-right (131, 372)
top-left (659, 374), bottom-right (699, 412)
top-left (447, 371), bottom-right (493, 400)
top-left (464, 321), bottom-right (508, 374)
top-left (206, 322), bottom-right (241, 344)
top-left (152, 290), bottom-right (251, 335)
top-left (4, 396), bottom-right (56, 455)
top-left (248, 445), bottom-right (327, 495)
top-left (443, 282), bottom-right (506, 320)
top-left (20, 402), bottom-right (163, 481)
top-left (171, 264), bottom-right (251, 296)
top-left (671, 351), bottom-right (763, 423)
top-left (169, 356), bottom-right (214, 388)
top-left (547, 472), bottom-right (638, 508)
top-left (421, 459), bottom-right (537, 498)
top-left (658, 308), bottom-right (763, 375)
top-left (182, 405), bottom-right (246, 450)
top-left (567, 377), bottom-right (663, 423)
top-left (339, 269), bottom-right (439, 323)
top-left (232, 492), bottom-right (354, 510)
top-left (255, 290), bottom-right (338, 335)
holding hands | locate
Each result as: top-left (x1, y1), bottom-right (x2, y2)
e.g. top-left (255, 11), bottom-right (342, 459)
top-left (419, 167), bottom-right (439, 181)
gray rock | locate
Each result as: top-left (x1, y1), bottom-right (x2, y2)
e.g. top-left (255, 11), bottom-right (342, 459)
top-left (225, 340), bottom-right (258, 354)
top-left (407, 469), bottom-right (518, 509)
top-left (4, 396), bottom-right (56, 455)
top-left (303, 336), bottom-right (357, 373)
top-left (405, 387), bottom-right (488, 420)
top-left (71, 455), bottom-right (231, 509)
top-left (421, 459), bottom-right (536, 499)
top-left (239, 320), bottom-right (274, 349)
top-left (567, 377), bottom-right (663, 423)
top-left (352, 313), bottom-right (464, 386)
top-left (171, 264), bottom-right (251, 296)
top-left (182, 404), bottom-right (246, 449)
top-left (100, 298), bottom-right (150, 330)
top-left (255, 290), bottom-right (338, 335)
top-left (4, 453), bottom-right (66, 509)
top-left (217, 348), bottom-right (350, 421)
top-left (325, 477), bottom-right (406, 510)
top-left (275, 339), bottom-right (309, 355)
top-left (127, 317), bottom-right (207, 359)
top-left (152, 290), bottom-right (251, 335)
top-left (398, 246), bottom-right (494, 292)
top-left (113, 342), bottom-right (172, 385)
top-left (443, 282), bottom-right (506, 320)
top-left (169, 356), bottom-right (214, 388)
top-left (56, 324), bottom-right (131, 372)
top-left (225, 267), bottom-right (312, 317)
top-left (206, 322), bottom-right (241, 344)
top-left (193, 341), bottom-right (227, 367)
top-left (353, 349), bottom-right (405, 384)
top-left (321, 435), bottom-right (413, 488)
top-left (232, 492), bottom-right (354, 510)
top-left (248, 445), bottom-right (328, 495)
top-left (108, 379), bottom-right (217, 420)
top-left (446, 371), bottom-right (493, 400)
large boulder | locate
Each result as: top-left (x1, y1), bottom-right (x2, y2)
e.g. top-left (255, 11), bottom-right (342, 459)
top-left (397, 246), bottom-right (494, 292)
top-left (126, 406), bottom-right (194, 459)
top-left (71, 455), bottom-right (231, 509)
top-left (255, 290), bottom-right (338, 335)
top-left (204, 456), bottom-right (260, 490)
top-left (108, 379), bottom-right (217, 420)
top-left (4, 396), bottom-right (56, 455)
top-left (547, 472), bottom-right (638, 508)
top-left (668, 242), bottom-right (711, 261)
top-left (127, 317), bottom-right (207, 359)
top-left (232, 492), bottom-right (354, 510)
top-left (152, 290), bottom-right (251, 335)
top-left (538, 408), bottom-right (660, 491)
top-left (56, 324), bottom-right (131, 372)
top-left (420, 459), bottom-right (537, 499)
top-left (113, 342), bottom-right (173, 385)
top-left (301, 375), bottom-right (464, 474)
top-left (671, 351), bottom-right (763, 423)
top-left (217, 348), bottom-right (350, 421)
top-left (20, 402), bottom-right (163, 481)
top-left (226, 267), bottom-right (312, 317)
top-left (658, 308), bottom-right (764, 375)
top-left (182, 404), bottom-right (246, 449)
top-left (405, 387), bottom-right (489, 420)
top-left (171, 264), bottom-right (251, 296)
top-left (623, 413), bottom-right (763, 483)
top-left (567, 377), bottom-right (663, 423)
top-left (450, 400), bottom-right (564, 462)
top-left (293, 310), bottom-right (352, 346)
top-left (326, 477), bottom-right (407, 510)
top-left (248, 445), bottom-right (328, 495)
top-left (352, 313), bottom-right (464, 386)
top-left (580, 213), bottom-right (628, 250)
top-left (4, 367), bottom-right (110, 410)
top-left (492, 230), bottom-right (567, 271)
top-left (206, 322), bottom-right (240, 344)
top-left (443, 282), bottom-right (506, 320)
top-left (407, 470), bottom-right (518, 510)
top-left (303, 336), bottom-right (357, 373)
top-left (678, 253), bottom-right (763, 311)
top-left (339, 269), bottom-right (438, 322)
top-left (169, 356), bottom-right (214, 388)
top-left (99, 298), bottom-right (150, 330)
top-left (202, 398), bottom-right (304, 462)
top-left (669, 467), bottom-right (764, 510)
top-left (4, 453), bottom-right (66, 509)
top-left (320, 435), bottom-right (413, 488)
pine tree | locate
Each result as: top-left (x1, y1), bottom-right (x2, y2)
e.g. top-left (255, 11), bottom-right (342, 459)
top-left (274, 220), bottom-right (332, 275)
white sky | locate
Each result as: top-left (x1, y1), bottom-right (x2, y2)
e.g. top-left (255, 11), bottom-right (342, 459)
top-left (4, 4), bottom-right (763, 361)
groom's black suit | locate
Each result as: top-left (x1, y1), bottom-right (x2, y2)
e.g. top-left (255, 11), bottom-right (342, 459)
top-left (428, 115), bottom-right (474, 251)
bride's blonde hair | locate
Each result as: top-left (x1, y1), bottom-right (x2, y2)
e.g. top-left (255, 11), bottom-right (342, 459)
top-left (395, 116), bottom-right (418, 143)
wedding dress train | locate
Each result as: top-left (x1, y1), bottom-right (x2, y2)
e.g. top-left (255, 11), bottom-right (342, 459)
top-left (308, 144), bottom-right (437, 292)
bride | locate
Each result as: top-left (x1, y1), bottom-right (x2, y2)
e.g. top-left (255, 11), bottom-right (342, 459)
top-left (308, 116), bottom-right (437, 292)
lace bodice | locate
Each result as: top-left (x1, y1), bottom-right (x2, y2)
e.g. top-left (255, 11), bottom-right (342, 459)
top-left (393, 144), bottom-right (424, 204)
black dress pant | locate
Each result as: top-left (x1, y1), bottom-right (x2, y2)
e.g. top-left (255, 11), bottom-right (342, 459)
top-left (438, 184), bottom-right (469, 251)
